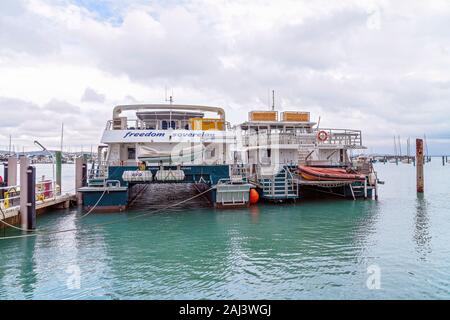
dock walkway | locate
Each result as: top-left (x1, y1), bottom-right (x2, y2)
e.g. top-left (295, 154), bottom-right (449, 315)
top-left (0, 193), bottom-right (76, 228)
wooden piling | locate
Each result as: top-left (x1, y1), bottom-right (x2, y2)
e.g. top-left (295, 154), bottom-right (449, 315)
top-left (26, 166), bottom-right (36, 230)
top-left (374, 179), bottom-right (378, 200)
top-left (416, 139), bottom-right (424, 193)
top-left (364, 179), bottom-right (367, 199)
top-left (7, 156), bottom-right (17, 187)
top-left (75, 157), bottom-right (84, 205)
top-left (82, 163), bottom-right (87, 187)
top-left (443, 156), bottom-right (445, 166)
top-left (19, 156), bottom-right (30, 229)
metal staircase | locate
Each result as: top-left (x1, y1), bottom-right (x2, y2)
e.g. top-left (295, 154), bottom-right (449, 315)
top-left (259, 166), bottom-right (298, 201)
top-left (298, 147), bottom-right (312, 165)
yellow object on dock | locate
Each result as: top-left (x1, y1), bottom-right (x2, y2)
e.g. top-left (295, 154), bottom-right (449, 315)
top-left (3, 192), bottom-right (9, 209)
top-left (189, 118), bottom-right (225, 131)
top-left (281, 111), bottom-right (310, 122)
top-left (248, 111), bottom-right (278, 121)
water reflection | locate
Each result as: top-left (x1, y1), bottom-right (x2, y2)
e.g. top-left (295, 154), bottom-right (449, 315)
top-left (19, 236), bottom-right (37, 299)
top-left (414, 193), bottom-right (431, 260)
top-left (249, 205), bottom-right (260, 223)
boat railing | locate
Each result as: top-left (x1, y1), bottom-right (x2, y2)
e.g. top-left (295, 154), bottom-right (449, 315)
top-left (242, 133), bottom-right (316, 146)
top-left (105, 119), bottom-right (232, 131)
top-left (230, 164), bottom-right (251, 181)
top-left (0, 179), bottom-right (61, 210)
top-left (258, 165), bottom-right (297, 199)
top-left (105, 180), bottom-right (121, 188)
top-left (0, 184), bottom-right (20, 210)
top-left (284, 166), bottom-right (298, 195)
top-left (88, 168), bottom-right (108, 179)
top-left (241, 129), bottom-right (362, 148)
top-left (316, 128), bottom-right (362, 148)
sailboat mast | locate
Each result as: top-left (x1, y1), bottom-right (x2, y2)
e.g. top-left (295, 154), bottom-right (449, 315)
top-left (60, 122), bottom-right (64, 152)
top-left (394, 136), bottom-right (397, 157)
top-left (424, 134), bottom-right (429, 160)
top-left (407, 137), bottom-right (410, 157)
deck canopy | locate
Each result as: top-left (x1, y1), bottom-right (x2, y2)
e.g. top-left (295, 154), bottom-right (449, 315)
top-left (113, 104), bottom-right (226, 121)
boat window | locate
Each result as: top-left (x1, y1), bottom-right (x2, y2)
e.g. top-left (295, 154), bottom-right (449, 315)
top-left (127, 147), bottom-right (136, 160)
top-left (180, 120), bottom-right (190, 130)
top-left (161, 120), bottom-right (177, 130)
top-left (145, 120), bottom-right (157, 130)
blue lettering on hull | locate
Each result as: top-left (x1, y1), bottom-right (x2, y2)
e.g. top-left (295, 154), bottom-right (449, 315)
top-left (123, 131), bottom-right (166, 138)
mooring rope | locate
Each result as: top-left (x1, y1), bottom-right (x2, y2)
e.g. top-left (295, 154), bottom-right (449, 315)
top-left (0, 187), bottom-right (214, 240)
top-left (0, 188), bottom-right (82, 233)
top-left (0, 205), bottom-right (41, 233)
top-left (79, 188), bottom-right (108, 218)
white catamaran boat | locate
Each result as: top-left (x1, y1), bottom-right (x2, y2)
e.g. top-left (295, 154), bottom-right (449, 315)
top-left (80, 104), bottom-right (378, 211)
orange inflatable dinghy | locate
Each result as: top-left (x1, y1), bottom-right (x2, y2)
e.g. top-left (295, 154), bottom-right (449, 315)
top-left (298, 166), bottom-right (366, 181)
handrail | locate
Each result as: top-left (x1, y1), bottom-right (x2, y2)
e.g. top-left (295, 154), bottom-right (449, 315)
top-left (0, 185), bottom-right (20, 191)
top-left (242, 130), bottom-right (361, 147)
top-left (106, 180), bottom-right (121, 187)
top-left (105, 118), bottom-right (231, 131)
top-left (315, 128), bottom-right (362, 147)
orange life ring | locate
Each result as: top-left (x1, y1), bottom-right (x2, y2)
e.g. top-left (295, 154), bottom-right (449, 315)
top-left (317, 130), bottom-right (328, 142)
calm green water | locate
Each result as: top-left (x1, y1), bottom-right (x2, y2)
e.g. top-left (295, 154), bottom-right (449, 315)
top-left (0, 161), bottom-right (449, 299)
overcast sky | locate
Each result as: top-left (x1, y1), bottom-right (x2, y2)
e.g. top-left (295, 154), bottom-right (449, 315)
top-left (1, 0), bottom-right (449, 154)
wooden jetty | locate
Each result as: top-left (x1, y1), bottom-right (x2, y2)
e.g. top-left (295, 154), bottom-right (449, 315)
top-left (0, 193), bottom-right (76, 229)
top-left (1, 154), bottom-right (78, 230)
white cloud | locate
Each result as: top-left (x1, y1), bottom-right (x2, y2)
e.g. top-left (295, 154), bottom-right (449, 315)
top-left (0, 0), bottom-right (449, 154)
top-left (81, 87), bottom-right (105, 103)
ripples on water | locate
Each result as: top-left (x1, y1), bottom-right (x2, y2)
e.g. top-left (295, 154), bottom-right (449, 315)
top-left (0, 162), bottom-right (450, 299)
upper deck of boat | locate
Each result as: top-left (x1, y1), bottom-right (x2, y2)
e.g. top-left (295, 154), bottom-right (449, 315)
top-left (237, 120), bottom-right (317, 130)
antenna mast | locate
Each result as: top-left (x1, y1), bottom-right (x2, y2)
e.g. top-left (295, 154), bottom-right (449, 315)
top-left (272, 90), bottom-right (275, 111)
top-left (165, 87), bottom-right (174, 128)
top-left (165, 87), bottom-right (174, 105)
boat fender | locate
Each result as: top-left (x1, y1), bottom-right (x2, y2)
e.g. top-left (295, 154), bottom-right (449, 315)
top-left (317, 130), bottom-right (328, 142)
top-left (249, 189), bottom-right (259, 205)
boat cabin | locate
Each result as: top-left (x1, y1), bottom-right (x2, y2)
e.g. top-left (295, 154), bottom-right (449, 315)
top-left (100, 104), bottom-right (234, 167)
